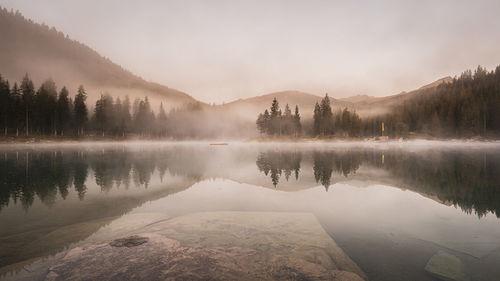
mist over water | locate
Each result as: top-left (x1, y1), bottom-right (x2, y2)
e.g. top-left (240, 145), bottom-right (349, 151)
top-left (1, 142), bottom-right (500, 280)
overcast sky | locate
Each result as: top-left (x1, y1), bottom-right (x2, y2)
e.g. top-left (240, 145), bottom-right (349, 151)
top-left (1, 0), bottom-right (500, 103)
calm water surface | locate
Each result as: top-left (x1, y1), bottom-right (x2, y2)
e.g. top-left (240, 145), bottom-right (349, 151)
top-left (1, 142), bottom-right (500, 281)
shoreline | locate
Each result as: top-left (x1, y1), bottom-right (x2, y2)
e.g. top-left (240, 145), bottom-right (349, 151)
top-left (1, 138), bottom-right (500, 150)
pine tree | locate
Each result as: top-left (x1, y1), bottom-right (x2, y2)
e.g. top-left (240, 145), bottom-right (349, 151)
top-left (319, 94), bottom-right (333, 135)
top-left (293, 105), bottom-right (301, 137)
top-left (313, 102), bottom-right (321, 136)
top-left (269, 98), bottom-right (281, 135)
top-left (35, 79), bottom-right (58, 135)
top-left (94, 94), bottom-right (114, 136)
top-left (263, 109), bottom-right (270, 134)
top-left (56, 87), bottom-right (71, 136)
top-left (20, 73), bottom-right (35, 136)
top-left (0, 75), bottom-right (10, 136)
top-left (11, 83), bottom-right (23, 136)
top-left (119, 96), bottom-right (132, 136)
top-left (283, 104), bottom-right (292, 135)
top-left (157, 102), bottom-right (168, 137)
top-left (74, 85), bottom-right (88, 136)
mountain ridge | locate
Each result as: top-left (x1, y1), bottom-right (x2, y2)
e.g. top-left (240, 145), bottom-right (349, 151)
top-left (0, 7), bottom-right (198, 109)
top-left (0, 7), bottom-right (460, 118)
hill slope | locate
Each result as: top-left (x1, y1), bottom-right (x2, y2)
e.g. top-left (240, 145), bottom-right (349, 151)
top-left (217, 76), bottom-right (453, 122)
top-left (338, 76), bottom-right (454, 117)
top-left (219, 90), bottom-right (352, 121)
top-left (0, 8), bottom-right (196, 108)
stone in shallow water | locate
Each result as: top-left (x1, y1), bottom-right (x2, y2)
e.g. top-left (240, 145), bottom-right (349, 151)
top-left (424, 251), bottom-right (469, 281)
top-left (109, 235), bottom-right (149, 247)
top-left (137, 211), bottom-right (366, 279)
top-left (45, 233), bottom-right (363, 281)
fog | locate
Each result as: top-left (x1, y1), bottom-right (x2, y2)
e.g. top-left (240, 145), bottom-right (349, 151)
top-left (2, 0), bottom-right (500, 103)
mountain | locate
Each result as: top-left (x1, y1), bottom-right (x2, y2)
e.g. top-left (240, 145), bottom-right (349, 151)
top-left (418, 76), bottom-right (453, 90)
top-left (217, 76), bottom-right (454, 122)
top-left (0, 7), bottom-right (197, 109)
top-left (337, 76), bottom-right (454, 117)
top-left (0, 7), bottom-right (465, 135)
top-left (219, 90), bottom-right (352, 121)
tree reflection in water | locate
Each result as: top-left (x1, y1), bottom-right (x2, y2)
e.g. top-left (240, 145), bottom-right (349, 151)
top-left (312, 151), bottom-right (362, 190)
top-left (256, 151), bottom-right (301, 187)
top-left (1, 147), bottom-right (500, 219)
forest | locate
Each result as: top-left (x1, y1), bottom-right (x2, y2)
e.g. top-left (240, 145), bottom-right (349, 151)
top-left (257, 64), bottom-right (500, 139)
top-left (1, 64), bottom-right (499, 140)
top-left (365, 65), bottom-right (500, 138)
top-left (0, 73), bottom-right (175, 138)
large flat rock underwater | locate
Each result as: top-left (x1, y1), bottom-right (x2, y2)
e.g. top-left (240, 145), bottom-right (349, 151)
top-left (43, 211), bottom-right (366, 280)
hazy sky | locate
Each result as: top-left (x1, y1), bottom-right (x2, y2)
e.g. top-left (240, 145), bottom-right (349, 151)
top-left (1, 0), bottom-right (500, 103)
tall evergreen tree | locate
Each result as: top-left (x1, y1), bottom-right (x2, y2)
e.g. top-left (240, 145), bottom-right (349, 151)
top-left (120, 96), bottom-right (132, 136)
top-left (269, 98), bottom-right (281, 135)
top-left (74, 85), bottom-right (88, 136)
top-left (35, 79), bottom-right (58, 135)
top-left (313, 102), bottom-right (321, 136)
top-left (20, 73), bottom-right (35, 136)
top-left (283, 104), bottom-right (292, 135)
top-left (11, 83), bottom-right (23, 136)
top-left (157, 102), bottom-right (168, 136)
top-left (294, 105), bottom-right (301, 137)
top-left (56, 87), bottom-right (71, 136)
top-left (94, 94), bottom-right (114, 136)
top-left (0, 75), bottom-right (10, 136)
top-left (319, 94), bottom-right (333, 135)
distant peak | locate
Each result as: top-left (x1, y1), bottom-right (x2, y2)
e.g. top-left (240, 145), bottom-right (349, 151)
top-left (419, 76), bottom-right (453, 90)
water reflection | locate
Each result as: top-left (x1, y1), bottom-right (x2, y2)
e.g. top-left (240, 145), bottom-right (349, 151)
top-left (0, 144), bottom-right (499, 280)
top-left (256, 151), bottom-right (301, 187)
top-left (1, 146), bottom-right (500, 219)
top-left (312, 151), bottom-right (362, 190)
top-left (375, 150), bottom-right (500, 218)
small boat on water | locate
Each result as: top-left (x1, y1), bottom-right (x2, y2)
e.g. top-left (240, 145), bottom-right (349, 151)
top-left (209, 143), bottom-right (228, 146)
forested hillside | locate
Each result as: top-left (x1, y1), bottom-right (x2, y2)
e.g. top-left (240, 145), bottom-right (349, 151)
top-left (256, 65), bottom-right (500, 139)
top-left (364, 66), bottom-right (500, 138)
top-left (0, 7), bottom-right (196, 108)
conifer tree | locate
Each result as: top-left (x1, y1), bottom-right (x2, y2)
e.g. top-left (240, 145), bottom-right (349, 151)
top-left (56, 87), bottom-right (71, 136)
top-left (157, 102), bottom-right (168, 136)
top-left (0, 75), bottom-right (10, 136)
top-left (294, 105), bottom-right (301, 137)
top-left (313, 102), bottom-right (321, 136)
top-left (74, 85), bottom-right (88, 136)
top-left (20, 73), bottom-right (35, 136)
top-left (319, 94), bottom-right (333, 135)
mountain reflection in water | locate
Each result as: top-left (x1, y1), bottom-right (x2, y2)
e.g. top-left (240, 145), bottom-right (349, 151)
top-left (0, 143), bottom-right (500, 280)
top-left (1, 145), bottom-right (499, 218)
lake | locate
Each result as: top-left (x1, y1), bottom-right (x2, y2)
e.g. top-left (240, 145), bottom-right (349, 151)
top-left (1, 142), bottom-right (500, 281)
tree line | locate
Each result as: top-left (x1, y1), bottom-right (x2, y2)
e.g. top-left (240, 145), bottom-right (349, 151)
top-left (256, 65), bottom-right (500, 139)
top-left (313, 94), bottom-right (362, 137)
top-left (0, 73), bottom-right (172, 138)
top-left (364, 65), bottom-right (500, 138)
top-left (256, 98), bottom-right (301, 136)
top-left (256, 95), bottom-right (363, 138)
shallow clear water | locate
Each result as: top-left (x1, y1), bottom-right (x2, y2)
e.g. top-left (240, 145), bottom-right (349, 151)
top-left (1, 142), bottom-right (500, 280)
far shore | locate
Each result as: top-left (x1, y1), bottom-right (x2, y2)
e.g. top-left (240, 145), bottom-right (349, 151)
top-left (0, 135), bottom-right (499, 147)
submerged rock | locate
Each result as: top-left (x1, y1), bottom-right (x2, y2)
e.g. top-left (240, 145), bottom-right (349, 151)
top-left (42, 211), bottom-right (366, 281)
top-left (109, 235), bottom-right (149, 247)
top-left (138, 211), bottom-right (366, 279)
top-left (424, 251), bottom-right (469, 281)
top-left (45, 233), bottom-right (363, 281)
